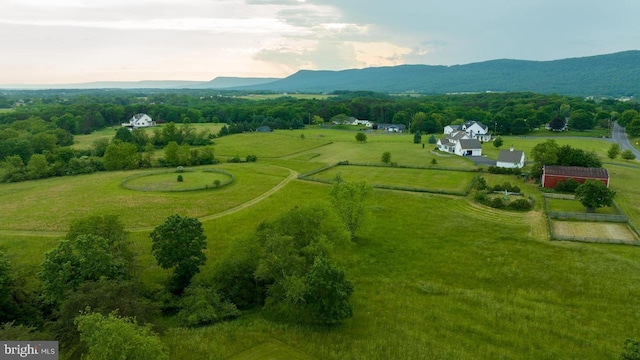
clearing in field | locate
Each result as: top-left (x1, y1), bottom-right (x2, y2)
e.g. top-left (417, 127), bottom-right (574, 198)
top-left (552, 220), bottom-right (639, 242)
top-left (122, 169), bottom-right (233, 192)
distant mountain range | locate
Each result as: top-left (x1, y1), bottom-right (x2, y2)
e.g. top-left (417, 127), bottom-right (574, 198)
top-left (3, 51), bottom-right (639, 97)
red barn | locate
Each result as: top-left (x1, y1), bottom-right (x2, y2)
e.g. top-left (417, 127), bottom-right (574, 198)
top-left (541, 165), bottom-right (610, 188)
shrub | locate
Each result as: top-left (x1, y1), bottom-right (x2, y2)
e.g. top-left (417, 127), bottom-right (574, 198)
top-left (508, 198), bottom-right (532, 210)
top-left (213, 179), bottom-right (221, 187)
top-left (488, 166), bottom-right (522, 175)
top-left (474, 176), bottom-right (487, 190)
top-left (177, 174), bottom-right (183, 182)
top-left (246, 154), bottom-right (257, 162)
top-left (554, 178), bottom-right (580, 193)
top-left (227, 156), bottom-right (241, 163)
top-left (490, 197), bottom-right (505, 209)
top-left (431, 158), bottom-right (438, 165)
top-left (177, 286), bottom-right (240, 327)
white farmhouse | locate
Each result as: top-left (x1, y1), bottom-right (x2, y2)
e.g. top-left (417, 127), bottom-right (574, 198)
top-left (437, 131), bottom-right (483, 156)
top-left (444, 121), bottom-right (491, 142)
top-left (122, 113), bottom-right (156, 130)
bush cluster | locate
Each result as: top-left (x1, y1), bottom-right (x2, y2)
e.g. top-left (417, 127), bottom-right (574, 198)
top-left (474, 192), bottom-right (532, 210)
top-left (492, 182), bottom-right (521, 193)
top-left (488, 166), bottom-right (522, 175)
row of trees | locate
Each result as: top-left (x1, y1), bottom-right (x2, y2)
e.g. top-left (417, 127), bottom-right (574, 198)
top-left (3, 90), bottom-right (640, 137)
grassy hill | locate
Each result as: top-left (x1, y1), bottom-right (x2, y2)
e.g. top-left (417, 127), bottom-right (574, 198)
top-left (2, 128), bottom-right (640, 359)
top-left (236, 51), bottom-right (640, 97)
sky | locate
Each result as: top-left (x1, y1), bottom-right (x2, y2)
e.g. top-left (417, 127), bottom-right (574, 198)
top-left (1, 0), bottom-right (639, 84)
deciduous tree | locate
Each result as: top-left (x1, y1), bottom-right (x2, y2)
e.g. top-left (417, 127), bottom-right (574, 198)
top-left (381, 151), bottom-right (391, 164)
top-left (305, 256), bottom-right (354, 324)
top-left (355, 132), bottom-right (367, 143)
top-left (493, 136), bottom-right (504, 149)
top-left (329, 181), bottom-right (371, 240)
top-left (150, 214), bottom-right (207, 294)
top-left (40, 235), bottom-right (127, 305)
top-left (607, 143), bottom-right (621, 162)
top-left (574, 179), bottom-right (615, 212)
top-left (75, 311), bottom-right (168, 360)
top-left (621, 149), bottom-right (636, 161)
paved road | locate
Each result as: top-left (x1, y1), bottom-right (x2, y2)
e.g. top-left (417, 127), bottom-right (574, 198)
top-left (468, 156), bottom-right (496, 166)
top-left (612, 122), bottom-right (640, 161)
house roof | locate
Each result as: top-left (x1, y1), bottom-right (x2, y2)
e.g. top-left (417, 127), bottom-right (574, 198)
top-left (497, 149), bottom-right (524, 163)
top-left (464, 120), bottom-right (488, 131)
top-left (132, 113), bottom-right (150, 120)
top-left (438, 138), bottom-right (455, 147)
top-left (459, 139), bottom-right (482, 149)
top-left (447, 131), bottom-right (469, 141)
top-left (543, 166), bottom-right (609, 179)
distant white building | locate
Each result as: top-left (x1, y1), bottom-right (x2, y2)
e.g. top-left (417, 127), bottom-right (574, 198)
top-left (444, 121), bottom-right (491, 142)
top-left (350, 118), bottom-right (372, 127)
top-left (122, 113), bottom-right (156, 130)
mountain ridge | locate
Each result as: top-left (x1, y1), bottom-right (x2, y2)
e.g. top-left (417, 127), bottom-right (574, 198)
top-left (2, 50), bottom-right (639, 97)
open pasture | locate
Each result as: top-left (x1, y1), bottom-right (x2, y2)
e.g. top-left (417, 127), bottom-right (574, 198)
top-left (310, 165), bottom-right (476, 193)
top-left (0, 163), bottom-right (289, 232)
top-left (2, 127), bottom-right (640, 359)
top-left (213, 131), bottom-right (331, 158)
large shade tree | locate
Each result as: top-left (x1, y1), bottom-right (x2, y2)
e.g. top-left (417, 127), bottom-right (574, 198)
top-left (150, 214), bottom-right (207, 294)
top-left (574, 180), bottom-right (616, 212)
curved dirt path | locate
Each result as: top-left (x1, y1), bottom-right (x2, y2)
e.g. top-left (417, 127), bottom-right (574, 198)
top-left (0, 168), bottom-right (300, 237)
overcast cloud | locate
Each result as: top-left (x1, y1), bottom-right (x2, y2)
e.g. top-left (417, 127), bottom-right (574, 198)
top-left (0, 0), bottom-right (638, 84)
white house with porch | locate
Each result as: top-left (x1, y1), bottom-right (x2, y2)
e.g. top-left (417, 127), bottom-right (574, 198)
top-left (444, 121), bottom-right (491, 142)
top-left (437, 131), bottom-right (483, 156)
top-left (122, 113), bottom-right (156, 130)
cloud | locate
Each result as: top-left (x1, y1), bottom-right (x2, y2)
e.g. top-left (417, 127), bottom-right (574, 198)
top-left (0, 18), bottom-right (294, 34)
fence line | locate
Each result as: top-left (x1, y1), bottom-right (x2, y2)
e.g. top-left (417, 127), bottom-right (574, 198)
top-left (551, 235), bottom-right (639, 246)
top-left (547, 211), bottom-right (628, 223)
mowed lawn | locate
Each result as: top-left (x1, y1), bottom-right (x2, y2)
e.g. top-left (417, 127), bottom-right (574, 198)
top-left (311, 165), bottom-right (476, 193)
top-left (122, 170), bottom-right (233, 192)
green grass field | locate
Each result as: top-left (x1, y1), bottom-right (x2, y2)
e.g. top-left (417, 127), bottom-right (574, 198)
top-left (310, 165), bottom-right (476, 193)
top-left (2, 127), bottom-right (640, 359)
top-left (546, 197), bottom-right (620, 214)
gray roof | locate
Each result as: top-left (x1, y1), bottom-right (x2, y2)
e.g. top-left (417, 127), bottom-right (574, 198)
top-left (447, 131), bottom-right (468, 141)
top-left (497, 149), bottom-right (524, 163)
top-left (465, 120), bottom-right (488, 131)
top-left (459, 139), bottom-right (482, 149)
top-left (544, 166), bottom-right (609, 179)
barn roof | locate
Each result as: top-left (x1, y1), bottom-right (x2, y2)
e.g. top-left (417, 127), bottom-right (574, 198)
top-left (543, 165), bottom-right (609, 179)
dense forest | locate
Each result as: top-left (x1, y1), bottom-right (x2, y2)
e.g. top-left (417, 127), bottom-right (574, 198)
top-left (1, 89), bottom-right (640, 183)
